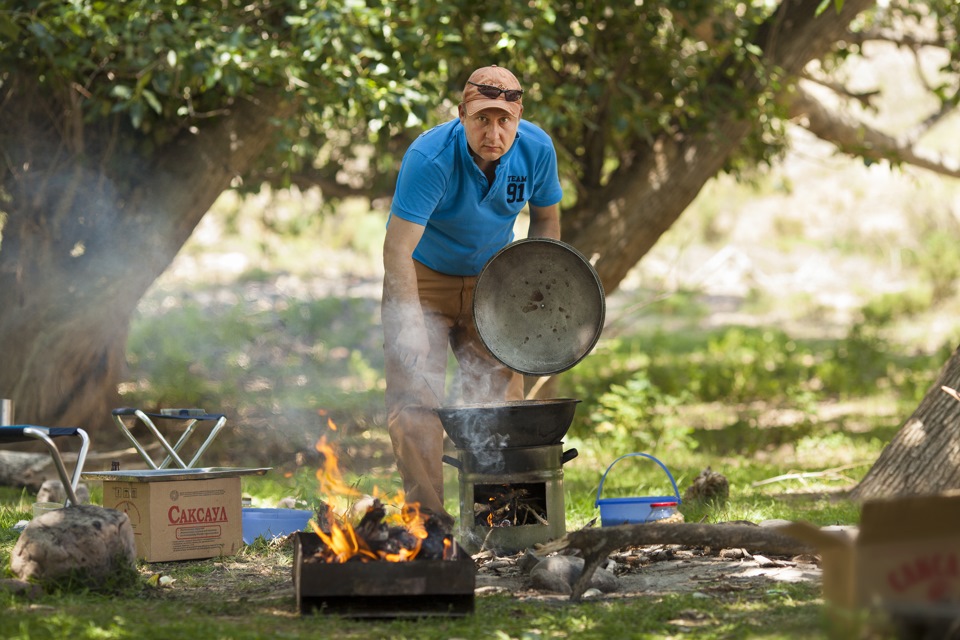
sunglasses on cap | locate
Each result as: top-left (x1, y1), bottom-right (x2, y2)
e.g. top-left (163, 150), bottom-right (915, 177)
top-left (467, 81), bottom-right (523, 102)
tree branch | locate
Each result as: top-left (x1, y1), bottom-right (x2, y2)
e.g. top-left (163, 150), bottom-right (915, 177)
top-left (787, 80), bottom-right (960, 179)
top-left (249, 163), bottom-right (396, 201)
top-left (847, 27), bottom-right (952, 51)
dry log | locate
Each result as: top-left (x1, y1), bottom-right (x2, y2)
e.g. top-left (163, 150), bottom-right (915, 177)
top-left (0, 451), bottom-right (49, 489)
top-left (536, 522), bottom-right (816, 601)
top-left (0, 444), bottom-right (162, 492)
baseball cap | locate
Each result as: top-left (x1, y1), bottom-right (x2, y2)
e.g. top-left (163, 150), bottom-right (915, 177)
top-left (462, 65), bottom-right (524, 118)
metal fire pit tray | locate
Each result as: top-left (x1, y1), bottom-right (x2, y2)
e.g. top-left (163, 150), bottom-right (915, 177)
top-left (293, 531), bottom-right (475, 618)
top-left (82, 467), bottom-right (271, 482)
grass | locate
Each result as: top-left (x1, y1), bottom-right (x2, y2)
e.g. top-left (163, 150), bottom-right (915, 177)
top-left (5, 156), bottom-right (959, 638)
top-left (0, 313), bottom-right (924, 639)
top-left (0, 583), bottom-right (829, 640)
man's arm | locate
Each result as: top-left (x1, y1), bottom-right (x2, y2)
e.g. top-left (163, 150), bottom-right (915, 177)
top-left (528, 203), bottom-right (561, 240)
top-left (382, 217), bottom-right (430, 371)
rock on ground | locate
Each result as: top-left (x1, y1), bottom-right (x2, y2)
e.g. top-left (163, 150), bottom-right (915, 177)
top-left (36, 479), bottom-right (90, 504)
top-left (10, 504), bottom-right (137, 591)
top-left (528, 554), bottom-right (619, 594)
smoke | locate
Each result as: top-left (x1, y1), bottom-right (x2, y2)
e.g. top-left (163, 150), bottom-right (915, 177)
top-left (451, 408), bottom-right (507, 473)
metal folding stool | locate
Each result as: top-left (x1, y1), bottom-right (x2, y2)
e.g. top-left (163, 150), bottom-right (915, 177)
top-left (0, 426), bottom-right (91, 506)
top-left (111, 408), bottom-right (227, 469)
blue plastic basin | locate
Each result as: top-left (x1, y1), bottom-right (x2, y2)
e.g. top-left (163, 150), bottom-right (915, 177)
top-left (241, 508), bottom-right (313, 544)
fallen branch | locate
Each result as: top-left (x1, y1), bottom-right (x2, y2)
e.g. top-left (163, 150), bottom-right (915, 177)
top-left (751, 462), bottom-right (869, 487)
top-left (0, 443), bottom-right (164, 491)
top-left (536, 522), bottom-right (815, 601)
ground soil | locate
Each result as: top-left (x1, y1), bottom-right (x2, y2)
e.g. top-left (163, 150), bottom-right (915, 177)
top-left (474, 545), bottom-right (821, 602)
top-left (132, 535), bottom-right (821, 610)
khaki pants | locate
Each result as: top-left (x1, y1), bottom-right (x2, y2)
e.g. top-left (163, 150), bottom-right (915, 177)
top-left (383, 261), bottom-right (522, 517)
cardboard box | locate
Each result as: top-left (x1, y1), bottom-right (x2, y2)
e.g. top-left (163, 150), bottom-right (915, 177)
top-left (782, 492), bottom-right (960, 632)
top-left (101, 475), bottom-right (242, 562)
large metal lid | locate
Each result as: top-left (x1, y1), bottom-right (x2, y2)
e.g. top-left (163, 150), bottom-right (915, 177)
top-left (473, 238), bottom-right (605, 376)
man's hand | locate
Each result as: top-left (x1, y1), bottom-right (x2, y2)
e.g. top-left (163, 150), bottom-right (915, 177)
top-left (383, 217), bottom-right (431, 372)
top-left (395, 317), bottom-right (431, 372)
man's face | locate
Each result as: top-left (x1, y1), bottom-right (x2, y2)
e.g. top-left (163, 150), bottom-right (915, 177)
top-left (459, 106), bottom-right (521, 164)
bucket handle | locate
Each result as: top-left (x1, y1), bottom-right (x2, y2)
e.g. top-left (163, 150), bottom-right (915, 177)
top-left (594, 452), bottom-right (682, 507)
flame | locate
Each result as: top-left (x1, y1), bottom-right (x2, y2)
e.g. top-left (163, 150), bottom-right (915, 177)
top-left (309, 500), bottom-right (431, 563)
top-left (318, 408), bottom-right (337, 431)
top-left (310, 518), bottom-right (376, 563)
top-left (401, 503), bottom-right (429, 541)
top-left (314, 435), bottom-right (360, 498)
top-left (308, 429), bottom-right (446, 564)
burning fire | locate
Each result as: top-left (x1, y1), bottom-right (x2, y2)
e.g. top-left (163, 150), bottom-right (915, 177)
top-left (307, 423), bottom-right (453, 563)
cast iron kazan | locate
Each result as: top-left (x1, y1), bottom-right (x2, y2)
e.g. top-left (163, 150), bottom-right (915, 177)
top-left (437, 398), bottom-right (580, 449)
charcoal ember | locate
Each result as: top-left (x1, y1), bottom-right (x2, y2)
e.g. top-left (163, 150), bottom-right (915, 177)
top-left (418, 518), bottom-right (453, 560)
top-left (306, 498), bottom-right (454, 563)
top-left (368, 526), bottom-right (420, 556)
top-left (353, 499), bottom-right (388, 542)
top-left (313, 502), bottom-right (333, 535)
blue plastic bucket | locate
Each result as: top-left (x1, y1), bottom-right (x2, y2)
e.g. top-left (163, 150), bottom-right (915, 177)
top-left (242, 508), bottom-right (313, 544)
top-left (595, 453), bottom-right (681, 527)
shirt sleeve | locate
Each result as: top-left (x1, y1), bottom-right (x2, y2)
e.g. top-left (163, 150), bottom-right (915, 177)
top-left (389, 149), bottom-right (448, 226)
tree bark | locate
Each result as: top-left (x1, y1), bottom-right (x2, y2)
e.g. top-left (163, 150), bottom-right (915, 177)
top-left (0, 85), bottom-right (296, 432)
top-left (852, 345), bottom-right (960, 499)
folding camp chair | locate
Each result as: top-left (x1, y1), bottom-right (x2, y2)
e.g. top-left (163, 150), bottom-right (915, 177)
top-left (111, 407), bottom-right (227, 469)
top-left (0, 426), bottom-right (90, 506)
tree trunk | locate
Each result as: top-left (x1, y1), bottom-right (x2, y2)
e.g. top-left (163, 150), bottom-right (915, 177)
top-left (0, 86), bottom-right (295, 433)
top-left (851, 345), bottom-right (960, 500)
top-left (563, 0), bottom-right (876, 292)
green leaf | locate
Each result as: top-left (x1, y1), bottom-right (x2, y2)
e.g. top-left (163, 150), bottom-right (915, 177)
top-left (141, 89), bottom-right (162, 114)
top-left (815, 0), bottom-right (845, 16)
top-left (129, 101), bottom-right (144, 128)
top-left (111, 85), bottom-right (133, 100)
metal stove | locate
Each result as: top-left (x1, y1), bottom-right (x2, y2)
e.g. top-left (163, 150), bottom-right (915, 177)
top-left (439, 238), bottom-right (605, 555)
top-left (445, 442), bottom-right (577, 554)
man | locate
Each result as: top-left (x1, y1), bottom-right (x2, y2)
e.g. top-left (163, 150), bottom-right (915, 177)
top-left (382, 65), bottom-right (563, 525)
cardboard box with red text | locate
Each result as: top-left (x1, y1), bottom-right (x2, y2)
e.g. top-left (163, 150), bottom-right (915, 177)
top-left (782, 492), bottom-right (960, 632)
top-left (101, 476), bottom-right (242, 562)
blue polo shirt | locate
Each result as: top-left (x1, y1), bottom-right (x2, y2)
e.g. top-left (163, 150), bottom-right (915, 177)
top-left (389, 118), bottom-right (563, 276)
